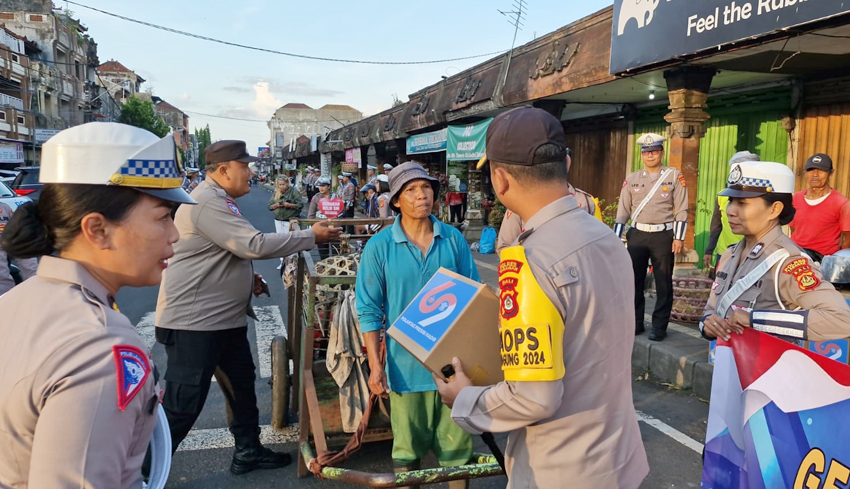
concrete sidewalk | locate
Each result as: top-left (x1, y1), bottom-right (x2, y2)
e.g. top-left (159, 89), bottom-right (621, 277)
top-left (472, 251), bottom-right (713, 399)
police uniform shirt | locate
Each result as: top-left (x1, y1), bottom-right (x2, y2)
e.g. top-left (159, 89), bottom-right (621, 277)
top-left (616, 167), bottom-right (688, 227)
top-left (377, 192), bottom-right (392, 219)
top-left (0, 256), bottom-right (157, 488)
top-left (495, 184), bottom-right (596, 254)
top-left (340, 181), bottom-right (356, 206)
top-left (703, 226), bottom-right (850, 341)
top-left (307, 191), bottom-right (339, 219)
top-left (452, 196), bottom-right (649, 488)
top-left (156, 178), bottom-right (316, 331)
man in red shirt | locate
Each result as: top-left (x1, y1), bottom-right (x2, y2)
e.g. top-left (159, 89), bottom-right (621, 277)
top-left (790, 153), bottom-right (850, 259)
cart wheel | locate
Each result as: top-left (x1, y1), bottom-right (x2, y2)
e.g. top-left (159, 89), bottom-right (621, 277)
top-left (271, 335), bottom-right (290, 430)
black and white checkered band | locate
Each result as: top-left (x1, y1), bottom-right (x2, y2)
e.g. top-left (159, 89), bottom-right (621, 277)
top-left (120, 160), bottom-right (179, 179)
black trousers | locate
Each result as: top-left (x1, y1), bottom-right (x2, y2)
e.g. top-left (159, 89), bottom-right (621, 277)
top-left (449, 204), bottom-right (463, 223)
top-left (627, 228), bottom-right (674, 332)
top-left (155, 327), bottom-right (260, 452)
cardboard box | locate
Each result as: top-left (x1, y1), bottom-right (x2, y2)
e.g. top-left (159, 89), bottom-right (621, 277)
top-left (388, 267), bottom-right (504, 386)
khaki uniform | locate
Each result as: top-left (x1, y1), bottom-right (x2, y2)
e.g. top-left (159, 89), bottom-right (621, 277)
top-left (0, 256), bottom-right (157, 488)
top-left (702, 226), bottom-right (850, 341)
top-left (377, 192), bottom-right (391, 219)
top-left (452, 196), bottom-right (649, 489)
top-left (615, 167), bottom-right (688, 228)
top-left (496, 184), bottom-right (596, 254)
top-left (156, 179), bottom-right (315, 331)
top-left (308, 191), bottom-right (339, 219)
top-left (615, 166), bottom-right (689, 335)
top-left (340, 181), bottom-right (356, 207)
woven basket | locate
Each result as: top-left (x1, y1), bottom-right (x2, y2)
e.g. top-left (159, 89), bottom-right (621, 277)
top-left (341, 163), bottom-right (359, 173)
top-left (671, 277), bottom-right (713, 324)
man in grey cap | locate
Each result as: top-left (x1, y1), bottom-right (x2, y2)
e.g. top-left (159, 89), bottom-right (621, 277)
top-left (356, 162), bottom-right (477, 488)
top-left (155, 140), bottom-right (341, 474)
top-left (703, 151), bottom-right (761, 269)
top-left (790, 153), bottom-right (850, 259)
top-left (304, 167), bottom-right (317, 201)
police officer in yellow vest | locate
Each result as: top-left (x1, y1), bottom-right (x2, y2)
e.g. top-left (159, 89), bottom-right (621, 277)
top-left (703, 151), bottom-right (760, 269)
top-left (0, 122), bottom-right (194, 488)
top-left (700, 161), bottom-right (850, 342)
top-left (615, 133), bottom-right (688, 341)
top-left (435, 107), bottom-right (648, 489)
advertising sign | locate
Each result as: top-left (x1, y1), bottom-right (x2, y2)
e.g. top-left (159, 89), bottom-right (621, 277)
top-left (447, 118), bottom-right (492, 161)
top-left (702, 329), bottom-right (850, 488)
top-left (610, 0), bottom-right (850, 74)
top-left (275, 131), bottom-right (285, 148)
top-left (345, 147), bottom-right (362, 168)
top-left (0, 141), bottom-right (24, 164)
top-left (406, 128), bottom-right (447, 155)
top-left (257, 147), bottom-right (270, 158)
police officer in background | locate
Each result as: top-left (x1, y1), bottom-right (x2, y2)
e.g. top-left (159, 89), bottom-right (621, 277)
top-left (615, 133), bottom-right (688, 341)
top-left (495, 151), bottom-right (601, 254)
top-left (435, 107), bottom-right (648, 488)
top-left (703, 151), bottom-right (760, 269)
top-left (304, 166), bottom-right (317, 202)
top-left (155, 140), bottom-right (341, 474)
top-left (0, 122), bottom-right (195, 488)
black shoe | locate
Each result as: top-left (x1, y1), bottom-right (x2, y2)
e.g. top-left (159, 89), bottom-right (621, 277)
top-left (635, 323), bottom-right (646, 335)
top-left (648, 329), bottom-right (667, 341)
top-left (230, 445), bottom-right (292, 475)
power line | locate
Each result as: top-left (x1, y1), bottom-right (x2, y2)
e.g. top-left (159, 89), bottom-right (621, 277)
top-left (183, 110), bottom-right (267, 122)
top-left (65, 1), bottom-right (508, 65)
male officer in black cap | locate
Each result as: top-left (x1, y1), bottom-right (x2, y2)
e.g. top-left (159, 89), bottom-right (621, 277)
top-left (155, 140), bottom-right (341, 474)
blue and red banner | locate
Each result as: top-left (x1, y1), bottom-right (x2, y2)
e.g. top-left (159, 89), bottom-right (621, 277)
top-left (702, 329), bottom-right (850, 488)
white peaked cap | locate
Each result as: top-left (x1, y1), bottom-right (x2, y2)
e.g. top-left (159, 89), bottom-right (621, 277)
top-left (40, 122), bottom-right (195, 204)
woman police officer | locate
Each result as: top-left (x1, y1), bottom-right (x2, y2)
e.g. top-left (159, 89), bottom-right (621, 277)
top-left (0, 123), bottom-right (195, 488)
top-left (701, 161), bottom-right (850, 343)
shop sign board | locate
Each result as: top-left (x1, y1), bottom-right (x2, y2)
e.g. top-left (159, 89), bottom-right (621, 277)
top-left (35, 129), bottom-right (60, 144)
top-left (406, 128), bottom-right (447, 155)
top-left (447, 118), bottom-right (492, 161)
top-left (610, 0), bottom-right (850, 74)
top-left (345, 147), bottom-right (362, 168)
top-left (0, 140), bottom-right (24, 164)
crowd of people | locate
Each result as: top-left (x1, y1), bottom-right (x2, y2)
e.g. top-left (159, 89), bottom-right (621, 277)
top-left (1, 111), bottom-right (849, 489)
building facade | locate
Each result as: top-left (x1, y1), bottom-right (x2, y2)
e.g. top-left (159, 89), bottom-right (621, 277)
top-left (268, 102), bottom-right (362, 163)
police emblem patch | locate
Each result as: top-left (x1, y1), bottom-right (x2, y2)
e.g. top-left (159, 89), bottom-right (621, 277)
top-left (749, 243), bottom-right (764, 257)
top-left (728, 164), bottom-right (743, 185)
top-left (782, 257), bottom-right (821, 291)
top-left (113, 345), bottom-right (150, 411)
top-left (661, 193), bottom-right (669, 199)
top-left (225, 199), bottom-right (240, 216)
top-left (622, 180), bottom-right (628, 188)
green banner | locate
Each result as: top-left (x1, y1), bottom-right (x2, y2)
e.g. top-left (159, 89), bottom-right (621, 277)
top-left (446, 118), bottom-right (493, 161)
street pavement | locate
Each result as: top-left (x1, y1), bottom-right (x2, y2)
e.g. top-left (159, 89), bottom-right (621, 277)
top-left (116, 185), bottom-right (709, 488)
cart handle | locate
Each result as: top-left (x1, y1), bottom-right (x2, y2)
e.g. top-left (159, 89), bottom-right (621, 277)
top-left (301, 442), bottom-right (504, 488)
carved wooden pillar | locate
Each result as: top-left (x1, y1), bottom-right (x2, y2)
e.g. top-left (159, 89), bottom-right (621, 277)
top-left (663, 67), bottom-right (715, 261)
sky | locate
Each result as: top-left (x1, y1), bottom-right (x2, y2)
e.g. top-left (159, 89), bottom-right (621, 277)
top-left (67, 0), bottom-right (613, 152)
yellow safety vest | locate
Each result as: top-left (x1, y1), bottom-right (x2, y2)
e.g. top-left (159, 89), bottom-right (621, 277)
top-left (498, 245), bottom-right (566, 382)
top-left (716, 196), bottom-right (740, 255)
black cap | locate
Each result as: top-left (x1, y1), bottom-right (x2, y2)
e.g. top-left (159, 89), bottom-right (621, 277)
top-left (476, 106), bottom-right (566, 169)
top-left (204, 140), bottom-right (259, 165)
top-left (805, 153), bottom-right (833, 172)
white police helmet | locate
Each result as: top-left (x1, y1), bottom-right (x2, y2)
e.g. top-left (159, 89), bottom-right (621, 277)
top-left (720, 161), bottom-right (795, 198)
top-left (40, 122), bottom-right (195, 204)
top-left (639, 133), bottom-right (667, 152)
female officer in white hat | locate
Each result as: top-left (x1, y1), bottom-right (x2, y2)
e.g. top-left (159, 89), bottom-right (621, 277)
top-left (701, 161), bottom-right (850, 342)
top-left (0, 122), bottom-right (194, 488)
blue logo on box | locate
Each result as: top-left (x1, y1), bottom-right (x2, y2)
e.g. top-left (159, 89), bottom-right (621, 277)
top-left (809, 339), bottom-right (850, 364)
top-left (391, 272), bottom-right (478, 352)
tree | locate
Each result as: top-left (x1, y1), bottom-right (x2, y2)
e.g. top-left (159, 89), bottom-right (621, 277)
top-left (194, 124), bottom-right (212, 168)
top-left (118, 96), bottom-right (170, 138)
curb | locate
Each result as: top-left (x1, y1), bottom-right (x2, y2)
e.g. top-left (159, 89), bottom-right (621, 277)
top-left (634, 317), bottom-right (713, 399)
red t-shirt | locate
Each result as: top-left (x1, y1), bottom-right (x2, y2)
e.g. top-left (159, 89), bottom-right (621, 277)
top-left (790, 190), bottom-right (850, 256)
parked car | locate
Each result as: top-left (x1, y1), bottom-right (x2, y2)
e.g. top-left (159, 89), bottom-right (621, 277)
top-left (10, 166), bottom-right (41, 202)
top-left (0, 180), bottom-right (32, 211)
top-left (0, 169), bottom-right (19, 185)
